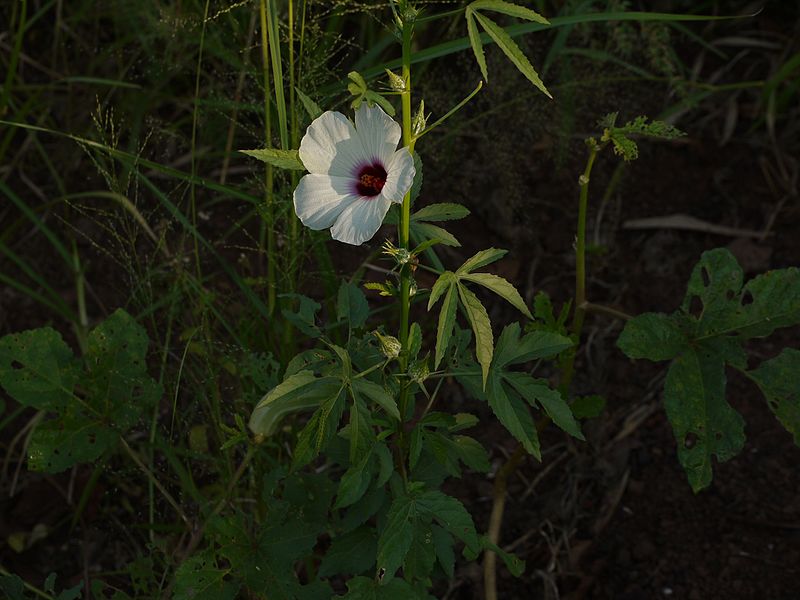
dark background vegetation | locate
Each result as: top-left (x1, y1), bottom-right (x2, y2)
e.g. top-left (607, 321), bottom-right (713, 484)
top-left (1, 0), bottom-right (798, 598)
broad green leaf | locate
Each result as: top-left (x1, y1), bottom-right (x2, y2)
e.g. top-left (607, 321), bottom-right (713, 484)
top-left (470, 0), bottom-right (549, 24)
top-left (472, 12), bottom-right (551, 98)
top-left (416, 490), bottom-right (480, 555)
top-left (618, 249), bottom-right (800, 490)
top-left (617, 312), bottom-right (688, 361)
top-left (352, 378), bottom-right (399, 421)
top-left (213, 514), bottom-right (321, 598)
top-left (664, 345), bottom-right (745, 492)
top-left (434, 284), bottom-right (459, 368)
top-left (682, 248), bottom-right (743, 337)
top-left (249, 372), bottom-right (341, 437)
top-left (173, 553), bottom-right (239, 600)
top-left (295, 87), bottom-right (322, 120)
top-left (28, 415), bottom-right (118, 472)
top-left (338, 281), bottom-right (370, 329)
top-left (736, 268), bottom-right (800, 339)
top-left (319, 527), bottom-right (377, 577)
top-left (458, 283), bottom-right (494, 386)
top-left (376, 494), bottom-right (415, 584)
top-left (456, 247), bottom-right (507, 274)
top-left (460, 272), bottom-right (532, 318)
top-left (411, 203), bottom-right (470, 222)
top-left (0, 327), bottom-right (78, 410)
top-left (747, 349), bottom-right (800, 444)
top-left (465, 11), bottom-right (488, 81)
top-left (0, 574), bottom-right (24, 600)
top-left (240, 148), bottom-right (305, 170)
top-left (411, 221), bottom-right (460, 247)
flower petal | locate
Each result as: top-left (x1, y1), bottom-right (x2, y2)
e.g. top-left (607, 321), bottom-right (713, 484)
top-left (330, 197), bottom-right (392, 246)
top-left (380, 147), bottom-right (416, 204)
top-left (293, 174), bottom-right (361, 230)
top-left (299, 111), bottom-right (368, 176)
top-left (355, 103), bottom-right (401, 166)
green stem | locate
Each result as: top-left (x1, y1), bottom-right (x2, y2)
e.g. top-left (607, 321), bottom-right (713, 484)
top-left (258, 0), bottom-right (276, 316)
top-left (560, 141), bottom-right (601, 394)
top-left (398, 15), bottom-right (415, 418)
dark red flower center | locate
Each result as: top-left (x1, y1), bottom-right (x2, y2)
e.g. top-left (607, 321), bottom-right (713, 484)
top-left (356, 163), bottom-right (387, 197)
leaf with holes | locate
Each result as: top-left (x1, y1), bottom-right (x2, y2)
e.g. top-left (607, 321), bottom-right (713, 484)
top-left (618, 248), bottom-right (800, 491)
top-left (0, 327), bottom-right (79, 411)
top-left (9, 310), bottom-right (161, 473)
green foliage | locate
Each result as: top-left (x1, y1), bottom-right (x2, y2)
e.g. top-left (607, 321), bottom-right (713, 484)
top-left (0, 310), bottom-right (160, 473)
top-left (598, 112), bottom-right (685, 161)
top-left (347, 71), bottom-right (396, 116)
top-left (173, 552), bottom-right (239, 600)
top-left (465, 1), bottom-right (551, 97)
top-left (428, 248), bottom-right (532, 385)
top-left (618, 249), bottom-right (800, 491)
top-left (240, 148), bottom-right (306, 170)
top-left (455, 323), bottom-right (578, 458)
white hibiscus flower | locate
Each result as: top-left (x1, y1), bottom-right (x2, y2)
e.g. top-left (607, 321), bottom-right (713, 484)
top-left (294, 103), bottom-right (416, 246)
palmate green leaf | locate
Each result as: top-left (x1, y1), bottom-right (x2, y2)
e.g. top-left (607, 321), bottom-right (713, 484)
top-left (472, 12), bottom-right (551, 98)
top-left (431, 525), bottom-right (455, 578)
top-left (746, 349), bottom-right (800, 445)
top-left (455, 324), bottom-right (576, 457)
top-left (319, 527), bottom-right (377, 577)
top-left (411, 203), bottom-right (470, 222)
top-left (0, 327), bottom-right (79, 410)
top-left (281, 293), bottom-right (322, 338)
top-left (470, 0), bottom-right (548, 23)
top-left (460, 272), bottom-right (532, 319)
top-left (487, 375), bottom-right (540, 458)
top-left (618, 248), bottom-right (800, 491)
top-left (173, 552), bottom-right (239, 600)
top-left (457, 283), bottom-right (493, 387)
top-left (240, 148), bottom-right (305, 170)
top-left (505, 373), bottom-right (583, 439)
